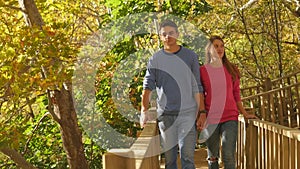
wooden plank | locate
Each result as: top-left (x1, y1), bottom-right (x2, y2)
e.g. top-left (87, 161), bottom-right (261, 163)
top-left (238, 124), bottom-right (242, 169)
top-left (274, 130), bottom-right (279, 169)
top-left (266, 129), bottom-right (271, 169)
top-left (295, 84), bottom-right (300, 128)
top-left (260, 95), bottom-right (266, 121)
top-left (258, 123), bottom-right (262, 169)
top-left (297, 141), bottom-right (300, 169)
top-left (262, 124), bottom-right (266, 169)
top-left (269, 93), bottom-right (276, 123)
top-left (291, 139), bottom-right (296, 169)
top-left (246, 119), bottom-right (251, 169)
top-left (277, 92), bottom-right (284, 125)
top-left (286, 86), bottom-right (293, 127)
top-left (279, 128), bottom-right (283, 169)
top-left (247, 120), bottom-right (257, 169)
top-left (291, 130), bottom-right (300, 169)
top-left (268, 128), bottom-right (273, 169)
top-left (282, 135), bottom-right (289, 169)
top-left (237, 117), bottom-right (248, 169)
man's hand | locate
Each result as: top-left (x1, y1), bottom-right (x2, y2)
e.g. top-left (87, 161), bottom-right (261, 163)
top-left (140, 89), bottom-right (151, 128)
top-left (140, 111), bottom-right (149, 128)
top-left (196, 113), bottom-right (207, 131)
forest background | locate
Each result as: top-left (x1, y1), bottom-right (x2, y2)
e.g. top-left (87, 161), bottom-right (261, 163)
top-left (0, 0), bottom-right (299, 168)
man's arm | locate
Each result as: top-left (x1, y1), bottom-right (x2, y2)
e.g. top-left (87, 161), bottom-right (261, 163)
top-left (140, 89), bottom-right (152, 127)
top-left (194, 93), bottom-right (202, 115)
top-left (196, 93), bottom-right (207, 130)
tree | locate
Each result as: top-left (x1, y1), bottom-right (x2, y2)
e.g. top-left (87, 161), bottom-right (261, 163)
top-left (197, 0), bottom-right (300, 86)
top-left (18, 0), bottom-right (88, 168)
top-left (1, 0), bottom-right (298, 168)
top-left (1, 0), bottom-right (88, 168)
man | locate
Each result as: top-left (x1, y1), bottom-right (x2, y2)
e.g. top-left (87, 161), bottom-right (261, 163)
top-left (140, 20), bottom-right (205, 169)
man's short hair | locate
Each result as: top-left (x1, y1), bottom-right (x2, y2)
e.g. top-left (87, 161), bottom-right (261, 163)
top-left (159, 20), bottom-right (178, 32)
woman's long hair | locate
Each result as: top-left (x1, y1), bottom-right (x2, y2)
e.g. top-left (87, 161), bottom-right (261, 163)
top-left (205, 35), bottom-right (240, 81)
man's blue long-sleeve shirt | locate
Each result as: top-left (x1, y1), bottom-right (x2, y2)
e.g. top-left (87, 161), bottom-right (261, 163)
top-left (143, 46), bottom-right (203, 115)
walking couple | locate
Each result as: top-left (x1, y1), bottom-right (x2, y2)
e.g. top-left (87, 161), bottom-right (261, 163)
top-left (140, 20), bottom-right (257, 169)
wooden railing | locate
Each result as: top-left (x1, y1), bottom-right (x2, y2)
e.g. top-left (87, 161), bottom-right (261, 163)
top-left (237, 116), bottom-right (300, 169)
top-left (102, 108), bottom-right (160, 169)
top-left (242, 82), bottom-right (300, 128)
top-left (241, 70), bottom-right (300, 98)
top-left (238, 71), bottom-right (300, 168)
top-left (271, 70), bottom-right (300, 89)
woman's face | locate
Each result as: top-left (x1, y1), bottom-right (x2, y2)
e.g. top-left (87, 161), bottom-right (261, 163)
top-left (212, 39), bottom-right (225, 58)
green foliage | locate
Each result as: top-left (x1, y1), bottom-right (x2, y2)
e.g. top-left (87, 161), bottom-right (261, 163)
top-left (105, 0), bottom-right (156, 19)
top-left (83, 137), bottom-right (104, 169)
top-left (161, 0), bottom-right (212, 18)
top-left (22, 113), bottom-right (68, 168)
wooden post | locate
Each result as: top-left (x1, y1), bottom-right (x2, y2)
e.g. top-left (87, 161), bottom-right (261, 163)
top-left (103, 149), bottom-right (135, 169)
top-left (103, 108), bottom-right (159, 169)
top-left (263, 78), bottom-right (272, 121)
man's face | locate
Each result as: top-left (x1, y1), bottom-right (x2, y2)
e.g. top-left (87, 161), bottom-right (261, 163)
top-left (159, 26), bottom-right (179, 46)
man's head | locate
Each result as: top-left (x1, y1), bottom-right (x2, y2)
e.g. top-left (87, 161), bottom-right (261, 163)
top-left (159, 20), bottom-right (179, 46)
top-left (159, 20), bottom-right (178, 34)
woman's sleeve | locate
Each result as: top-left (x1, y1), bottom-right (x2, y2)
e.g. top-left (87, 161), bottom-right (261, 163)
top-left (233, 77), bottom-right (242, 102)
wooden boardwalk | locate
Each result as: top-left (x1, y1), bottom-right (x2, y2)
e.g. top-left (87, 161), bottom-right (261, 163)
top-left (160, 148), bottom-right (219, 169)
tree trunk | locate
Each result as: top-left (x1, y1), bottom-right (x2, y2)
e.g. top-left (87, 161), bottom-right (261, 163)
top-left (18, 0), bottom-right (89, 168)
top-left (50, 84), bottom-right (89, 169)
top-left (0, 148), bottom-right (37, 169)
top-left (18, 0), bottom-right (44, 27)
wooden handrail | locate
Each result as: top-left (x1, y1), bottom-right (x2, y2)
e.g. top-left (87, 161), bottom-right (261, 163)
top-left (241, 70), bottom-right (300, 91)
top-left (103, 108), bottom-right (160, 169)
top-left (242, 82), bottom-right (300, 100)
top-left (271, 70), bottom-right (300, 83)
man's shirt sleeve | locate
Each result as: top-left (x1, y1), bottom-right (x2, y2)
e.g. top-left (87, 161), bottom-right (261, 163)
top-left (192, 54), bottom-right (204, 93)
top-left (143, 57), bottom-right (156, 91)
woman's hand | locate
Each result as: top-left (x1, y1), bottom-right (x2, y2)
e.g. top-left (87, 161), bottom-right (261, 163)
top-left (243, 112), bottom-right (258, 119)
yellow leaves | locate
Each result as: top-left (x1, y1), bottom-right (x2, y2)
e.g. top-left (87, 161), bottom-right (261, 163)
top-left (205, 0), bottom-right (226, 5)
top-left (0, 120), bottom-right (21, 149)
top-left (43, 25), bottom-right (56, 37)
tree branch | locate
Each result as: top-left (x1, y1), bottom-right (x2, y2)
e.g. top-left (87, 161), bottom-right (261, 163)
top-left (282, 0), bottom-right (300, 17)
top-left (0, 5), bottom-right (26, 13)
top-left (234, 0), bottom-right (264, 79)
top-left (22, 112), bottom-right (51, 155)
top-left (26, 97), bottom-right (35, 119)
top-left (0, 148), bottom-right (37, 169)
top-left (240, 0), bottom-right (258, 11)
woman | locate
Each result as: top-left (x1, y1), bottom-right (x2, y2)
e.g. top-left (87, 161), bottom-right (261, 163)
top-left (196, 35), bottom-right (257, 169)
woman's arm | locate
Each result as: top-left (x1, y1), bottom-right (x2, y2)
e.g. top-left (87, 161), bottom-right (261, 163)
top-left (236, 101), bottom-right (258, 119)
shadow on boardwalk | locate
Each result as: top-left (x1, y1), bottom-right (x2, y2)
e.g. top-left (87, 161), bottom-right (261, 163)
top-left (160, 148), bottom-right (213, 169)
